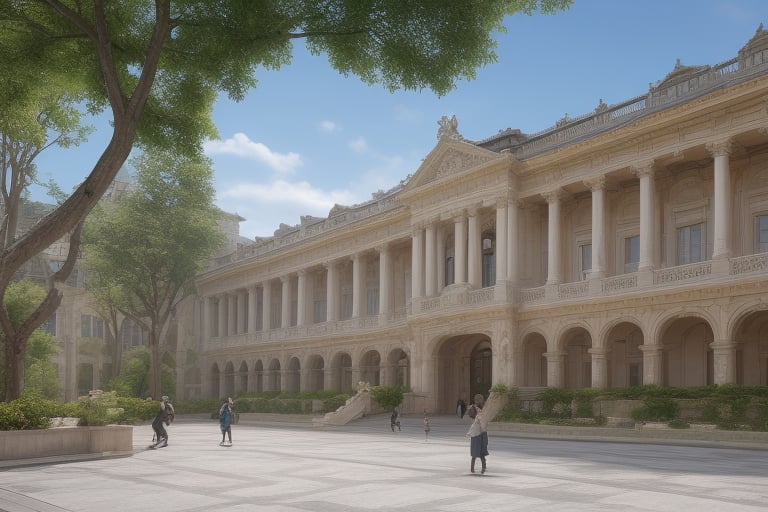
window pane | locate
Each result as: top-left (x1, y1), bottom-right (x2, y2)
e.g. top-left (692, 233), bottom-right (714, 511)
top-left (758, 215), bottom-right (768, 253)
top-left (624, 236), bottom-right (639, 273)
top-left (580, 244), bottom-right (591, 279)
top-left (677, 223), bottom-right (706, 264)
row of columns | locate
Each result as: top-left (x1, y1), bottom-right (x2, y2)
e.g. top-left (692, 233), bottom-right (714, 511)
top-left (203, 246), bottom-right (396, 338)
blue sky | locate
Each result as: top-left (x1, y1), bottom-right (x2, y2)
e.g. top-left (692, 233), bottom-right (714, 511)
top-left (30, 1), bottom-right (767, 240)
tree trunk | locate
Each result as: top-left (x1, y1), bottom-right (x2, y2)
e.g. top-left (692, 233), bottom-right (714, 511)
top-left (4, 333), bottom-right (26, 402)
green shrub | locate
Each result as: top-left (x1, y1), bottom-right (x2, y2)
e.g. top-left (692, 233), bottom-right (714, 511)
top-left (538, 388), bottom-right (573, 418)
top-left (0, 391), bottom-right (56, 430)
top-left (173, 398), bottom-right (219, 414)
top-left (370, 386), bottom-right (404, 410)
top-left (323, 394), bottom-right (350, 412)
top-left (631, 397), bottom-right (679, 422)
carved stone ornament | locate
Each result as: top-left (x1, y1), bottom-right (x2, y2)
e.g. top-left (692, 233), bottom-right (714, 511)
top-left (437, 114), bottom-right (461, 141)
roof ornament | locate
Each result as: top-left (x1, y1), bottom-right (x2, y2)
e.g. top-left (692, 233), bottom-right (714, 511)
top-left (437, 115), bottom-right (461, 141)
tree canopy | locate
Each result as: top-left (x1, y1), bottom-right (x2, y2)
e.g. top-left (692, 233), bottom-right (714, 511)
top-left (0, 0), bottom-right (571, 399)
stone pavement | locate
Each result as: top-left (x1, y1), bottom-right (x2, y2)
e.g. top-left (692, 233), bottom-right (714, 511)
top-left (1, 414), bottom-right (767, 511)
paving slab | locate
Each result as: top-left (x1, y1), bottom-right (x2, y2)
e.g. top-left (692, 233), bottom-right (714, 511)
top-left (1, 415), bottom-right (766, 511)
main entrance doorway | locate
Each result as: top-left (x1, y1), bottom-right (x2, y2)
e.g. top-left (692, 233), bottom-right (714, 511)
top-left (435, 334), bottom-right (492, 413)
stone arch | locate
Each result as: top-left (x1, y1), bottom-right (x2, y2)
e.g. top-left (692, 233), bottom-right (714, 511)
top-left (359, 349), bottom-right (381, 386)
top-left (237, 361), bottom-right (249, 395)
top-left (605, 321), bottom-right (644, 388)
top-left (659, 315), bottom-right (714, 387)
top-left (435, 333), bottom-right (492, 413)
top-left (521, 332), bottom-right (547, 387)
top-left (731, 307), bottom-right (768, 385)
top-left (223, 361), bottom-right (235, 398)
top-left (306, 355), bottom-right (325, 391)
top-left (267, 358), bottom-right (281, 392)
top-left (330, 351), bottom-right (352, 392)
top-left (557, 326), bottom-right (592, 389)
top-left (210, 362), bottom-right (221, 399)
top-left (286, 357), bottom-right (301, 392)
top-left (253, 360), bottom-right (264, 393)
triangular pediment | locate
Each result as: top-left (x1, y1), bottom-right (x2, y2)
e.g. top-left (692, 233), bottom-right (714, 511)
top-left (404, 139), bottom-right (503, 191)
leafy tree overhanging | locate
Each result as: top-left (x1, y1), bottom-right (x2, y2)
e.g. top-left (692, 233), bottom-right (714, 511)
top-left (0, 0), bottom-right (571, 400)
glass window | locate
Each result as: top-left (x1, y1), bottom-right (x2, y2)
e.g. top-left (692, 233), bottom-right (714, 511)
top-left (314, 300), bottom-right (327, 323)
top-left (677, 223), bottom-right (706, 264)
top-left (445, 256), bottom-right (455, 286)
top-left (366, 288), bottom-right (379, 316)
top-left (42, 312), bottom-right (57, 336)
top-left (624, 236), bottom-right (639, 273)
top-left (757, 215), bottom-right (768, 254)
top-left (580, 243), bottom-right (592, 280)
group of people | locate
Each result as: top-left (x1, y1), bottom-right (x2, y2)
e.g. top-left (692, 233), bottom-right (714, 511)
top-left (155, 394), bottom-right (489, 474)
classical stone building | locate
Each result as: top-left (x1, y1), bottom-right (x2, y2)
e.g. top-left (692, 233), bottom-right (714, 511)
top-left (185, 26), bottom-right (768, 413)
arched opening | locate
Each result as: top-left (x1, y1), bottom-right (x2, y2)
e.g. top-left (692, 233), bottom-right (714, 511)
top-left (522, 333), bottom-right (547, 387)
top-left (359, 350), bottom-right (381, 386)
top-left (734, 309), bottom-right (768, 385)
top-left (387, 349), bottom-right (410, 388)
top-left (286, 357), bottom-right (301, 392)
top-left (436, 334), bottom-right (492, 413)
top-left (307, 355), bottom-right (325, 391)
top-left (661, 317), bottom-right (714, 387)
top-left (210, 363), bottom-right (220, 399)
top-left (331, 352), bottom-right (352, 392)
top-left (561, 328), bottom-right (592, 389)
top-left (606, 322), bottom-right (644, 388)
top-left (237, 361), bottom-right (249, 394)
top-left (223, 361), bottom-right (235, 398)
top-left (268, 358), bottom-right (281, 392)
top-left (254, 360), bottom-right (264, 392)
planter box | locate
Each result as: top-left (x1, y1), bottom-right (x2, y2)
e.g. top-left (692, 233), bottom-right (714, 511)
top-left (0, 425), bottom-right (133, 461)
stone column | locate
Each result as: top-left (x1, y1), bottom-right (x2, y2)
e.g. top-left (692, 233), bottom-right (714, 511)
top-left (247, 286), bottom-right (258, 333)
top-left (227, 294), bottom-right (236, 336)
top-left (262, 281), bottom-right (272, 331)
top-left (217, 294), bottom-right (227, 337)
top-left (710, 340), bottom-right (737, 385)
top-left (326, 261), bottom-right (338, 322)
top-left (236, 290), bottom-right (246, 334)
top-left (352, 253), bottom-right (365, 318)
top-left (507, 200), bottom-right (519, 285)
top-left (411, 227), bottom-right (424, 299)
top-left (425, 221), bottom-right (437, 296)
top-left (297, 270), bottom-right (307, 326)
top-left (639, 345), bottom-right (663, 386)
top-left (454, 212), bottom-right (467, 284)
top-left (378, 244), bottom-right (392, 325)
top-left (467, 208), bottom-right (481, 288)
top-left (633, 161), bottom-right (656, 271)
top-left (544, 351), bottom-right (565, 388)
top-left (543, 190), bottom-right (563, 285)
top-left (202, 296), bottom-right (211, 339)
top-left (436, 225), bottom-right (446, 291)
top-left (708, 140), bottom-right (733, 259)
top-left (281, 276), bottom-right (291, 328)
top-left (588, 347), bottom-right (609, 388)
top-left (586, 176), bottom-right (606, 278)
top-left (495, 199), bottom-right (508, 284)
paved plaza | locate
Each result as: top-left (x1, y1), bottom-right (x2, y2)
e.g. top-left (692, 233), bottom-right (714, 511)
top-left (1, 415), bottom-right (767, 511)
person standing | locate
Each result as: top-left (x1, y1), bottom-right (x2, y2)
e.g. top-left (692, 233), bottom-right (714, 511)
top-left (390, 408), bottom-right (401, 432)
top-left (219, 397), bottom-right (234, 446)
top-left (466, 400), bottom-right (489, 474)
top-left (423, 412), bottom-right (430, 441)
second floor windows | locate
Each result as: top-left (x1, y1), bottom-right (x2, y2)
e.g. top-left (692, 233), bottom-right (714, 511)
top-left (677, 223), bottom-right (706, 265)
top-left (579, 243), bottom-right (592, 280)
top-left (624, 235), bottom-right (639, 273)
top-left (757, 214), bottom-right (768, 254)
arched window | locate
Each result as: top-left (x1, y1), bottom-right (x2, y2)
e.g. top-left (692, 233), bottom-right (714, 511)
top-left (481, 232), bottom-right (495, 287)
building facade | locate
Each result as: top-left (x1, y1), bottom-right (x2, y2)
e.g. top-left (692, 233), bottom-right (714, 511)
top-left (185, 27), bottom-right (768, 413)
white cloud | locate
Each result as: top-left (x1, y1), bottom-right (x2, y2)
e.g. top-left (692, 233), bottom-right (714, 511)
top-left (319, 120), bottom-right (337, 132)
top-left (348, 136), bottom-right (369, 153)
top-left (203, 133), bottom-right (302, 174)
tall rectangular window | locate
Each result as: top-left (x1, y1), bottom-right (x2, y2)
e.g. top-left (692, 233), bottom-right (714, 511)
top-left (445, 256), bottom-right (455, 285)
top-left (579, 243), bottom-right (592, 280)
top-left (42, 313), bottom-right (57, 336)
top-left (314, 300), bottom-right (327, 323)
top-left (757, 215), bottom-right (768, 254)
top-left (677, 223), bottom-right (706, 264)
top-left (366, 288), bottom-right (379, 316)
top-left (624, 235), bottom-right (639, 273)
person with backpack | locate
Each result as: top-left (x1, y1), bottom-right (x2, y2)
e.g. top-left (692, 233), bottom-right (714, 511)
top-left (151, 396), bottom-right (175, 448)
top-left (219, 397), bottom-right (234, 446)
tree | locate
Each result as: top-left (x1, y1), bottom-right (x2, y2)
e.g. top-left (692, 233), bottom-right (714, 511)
top-left (0, 0), bottom-right (571, 399)
top-left (84, 150), bottom-right (224, 399)
top-left (106, 345), bottom-right (174, 399)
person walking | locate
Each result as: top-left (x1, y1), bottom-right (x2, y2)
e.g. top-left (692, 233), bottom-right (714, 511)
top-left (466, 398), bottom-right (489, 474)
top-left (423, 412), bottom-right (430, 441)
top-left (219, 397), bottom-right (234, 446)
top-left (151, 396), bottom-right (174, 448)
top-left (390, 408), bottom-right (401, 432)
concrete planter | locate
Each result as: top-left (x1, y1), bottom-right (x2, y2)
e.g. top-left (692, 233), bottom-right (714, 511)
top-left (0, 425), bottom-right (133, 461)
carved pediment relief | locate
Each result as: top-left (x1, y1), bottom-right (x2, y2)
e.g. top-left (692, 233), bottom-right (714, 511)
top-left (404, 140), bottom-right (502, 191)
top-left (654, 59), bottom-right (710, 89)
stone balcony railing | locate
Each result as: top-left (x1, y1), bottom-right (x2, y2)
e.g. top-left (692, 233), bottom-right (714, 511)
top-left (206, 253), bottom-right (768, 349)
